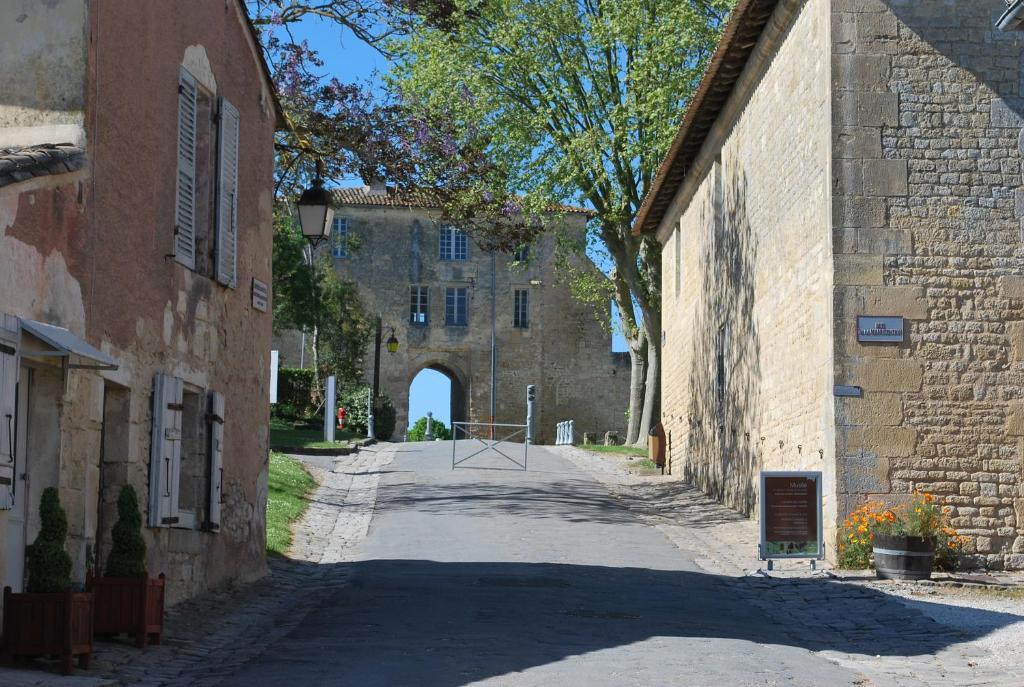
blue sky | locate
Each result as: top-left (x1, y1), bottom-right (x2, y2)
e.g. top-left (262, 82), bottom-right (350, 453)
top-left (287, 16), bottom-right (628, 427)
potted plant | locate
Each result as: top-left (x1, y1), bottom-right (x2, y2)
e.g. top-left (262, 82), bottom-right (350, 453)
top-left (88, 485), bottom-right (165, 647)
top-left (838, 490), bottom-right (965, 580)
top-left (2, 487), bottom-right (94, 674)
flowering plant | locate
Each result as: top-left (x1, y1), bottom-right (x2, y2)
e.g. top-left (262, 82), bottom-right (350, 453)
top-left (837, 491), bottom-right (967, 570)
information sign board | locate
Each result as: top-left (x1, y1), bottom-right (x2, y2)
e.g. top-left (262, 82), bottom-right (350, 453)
top-left (759, 471), bottom-right (823, 559)
top-left (857, 315), bottom-right (904, 343)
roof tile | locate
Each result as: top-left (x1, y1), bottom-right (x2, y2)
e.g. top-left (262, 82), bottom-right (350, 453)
top-left (0, 143), bottom-right (86, 189)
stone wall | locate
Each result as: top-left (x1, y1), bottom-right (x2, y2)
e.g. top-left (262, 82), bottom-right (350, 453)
top-left (659, 0), bottom-right (835, 531)
top-left (831, 0), bottom-right (1024, 569)
top-left (320, 200), bottom-right (630, 444)
top-left (0, 0), bottom-right (277, 606)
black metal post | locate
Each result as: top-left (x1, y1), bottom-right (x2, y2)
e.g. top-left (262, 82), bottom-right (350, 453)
top-left (372, 316), bottom-right (382, 404)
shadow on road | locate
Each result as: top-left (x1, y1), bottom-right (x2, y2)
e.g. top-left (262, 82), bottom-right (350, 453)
top-left (222, 558), bottom-right (1022, 686)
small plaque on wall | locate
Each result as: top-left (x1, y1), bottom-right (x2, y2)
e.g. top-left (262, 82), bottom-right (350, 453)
top-left (252, 278), bottom-right (269, 313)
top-left (857, 315), bottom-right (904, 343)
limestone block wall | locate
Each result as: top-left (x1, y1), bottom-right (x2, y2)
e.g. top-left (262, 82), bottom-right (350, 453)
top-left (831, 0), bottom-right (1024, 569)
top-left (660, 0), bottom-right (834, 528)
top-left (326, 202), bottom-right (630, 444)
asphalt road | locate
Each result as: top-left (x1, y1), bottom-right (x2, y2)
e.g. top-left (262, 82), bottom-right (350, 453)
top-left (220, 442), bottom-right (1008, 686)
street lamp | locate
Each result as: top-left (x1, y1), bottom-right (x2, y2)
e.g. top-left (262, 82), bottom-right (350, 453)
top-left (297, 169), bottom-right (334, 247)
top-left (369, 318), bottom-right (399, 439)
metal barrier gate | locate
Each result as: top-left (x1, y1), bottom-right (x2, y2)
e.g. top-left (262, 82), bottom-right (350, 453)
top-left (451, 421), bottom-right (529, 470)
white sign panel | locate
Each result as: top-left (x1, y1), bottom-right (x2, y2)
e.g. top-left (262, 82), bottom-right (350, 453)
top-left (857, 315), bottom-right (904, 343)
top-left (269, 350), bottom-right (279, 404)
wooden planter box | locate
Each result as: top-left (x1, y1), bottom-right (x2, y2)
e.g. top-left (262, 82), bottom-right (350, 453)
top-left (88, 573), bottom-right (165, 647)
top-left (2, 586), bottom-right (94, 674)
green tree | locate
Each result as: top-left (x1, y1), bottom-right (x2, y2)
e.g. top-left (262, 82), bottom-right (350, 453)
top-left (106, 485), bottom-right (147, 578)
top-left (407, 416), bottom-right (451, 441)
top-left (26, 487), bottom-right (73, 593)
top-left (391, 0), bottom-right (732, 443)
top-left (272, 212), bottom-right (372, 393)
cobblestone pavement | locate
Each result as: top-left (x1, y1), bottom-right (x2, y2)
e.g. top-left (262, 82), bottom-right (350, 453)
top-left (559, 446), bottom-right (1024, 686)
top-left (0, 444), bottom-right (396, 687)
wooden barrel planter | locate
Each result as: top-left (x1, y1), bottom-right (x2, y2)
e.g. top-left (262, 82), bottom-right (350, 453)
top-left (88, 573), bottom-right (165, 647)
top-left (2, 586), bottom-right (94, 674)
top-left (873, 534), bottom-right (935, 581)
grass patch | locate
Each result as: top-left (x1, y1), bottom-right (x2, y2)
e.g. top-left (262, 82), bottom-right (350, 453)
top-left (628, 458), bottom-right (659, 470)
top-left (266, 453), bottom-right (318, 556)
top-left (580, 443), bottom-right (649, 458)
top-left (270, 417), bottom-right (358, 449)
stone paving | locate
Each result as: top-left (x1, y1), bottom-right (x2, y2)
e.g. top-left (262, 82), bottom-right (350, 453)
top-left (559, 445), bottom-right (1024, 687)
top-left (3, 440), bottom-right (1022, 686)
top-left (0, 444), bottom-right (396, 687)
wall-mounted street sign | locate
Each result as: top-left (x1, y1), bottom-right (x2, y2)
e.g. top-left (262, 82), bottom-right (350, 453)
top-left (759, 471), bottom-right (823, 560)
top-left (857, 315), bottom-right (904, 343)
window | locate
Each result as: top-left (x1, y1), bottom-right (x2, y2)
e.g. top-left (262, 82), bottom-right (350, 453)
top-left (175, 66), bottom-right (240, 287)
top-left (410, 286), bottom-right (429, 325)
top-left (513, 289), bottom-right (529, 329)
top-left (439, 226), bottom-right (468, 261)
top-left (445, 287), bottom-right (468, 326)
top-left (331, 217), bottom-right (348, 259)
top-left (513, 245), bottom-right (530, 263)
top-left (148, 374), bottom-right (223, 531)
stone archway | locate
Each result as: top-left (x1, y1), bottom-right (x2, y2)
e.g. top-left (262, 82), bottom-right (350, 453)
top-left (405, 359), bottom-right (468, 440)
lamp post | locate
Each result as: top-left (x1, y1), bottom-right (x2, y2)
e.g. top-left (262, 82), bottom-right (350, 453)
top-left (296, 167), bottom-right (334, 441)
top-left (369, 316), bottom-right (399, 439)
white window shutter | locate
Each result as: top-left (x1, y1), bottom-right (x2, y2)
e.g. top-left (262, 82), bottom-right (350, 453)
top-left (0, 324), bottom-right (18, 511)
top-left (148, 374), bottom-right (183, 527)
top-left (207, 391), bottom-right (224, 531)
top-left (215, 97), bottom-right (240, 288)
top-left (175, 68), bottom-right (198, 270)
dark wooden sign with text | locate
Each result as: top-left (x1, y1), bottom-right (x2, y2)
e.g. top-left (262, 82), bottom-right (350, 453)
top-left (759, 471), bottom-right (822, 559)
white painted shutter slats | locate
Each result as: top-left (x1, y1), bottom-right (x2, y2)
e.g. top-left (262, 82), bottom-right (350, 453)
top-left (215, 97), bottom-right (240, 288)
top-left (148, 374), bottom-right (183, 527)
top-left (207, 391), bottom-right (224, 530)
top-left (175, 68), bottom-right (198, 270)
top-left (0, 322), bottom-right (18, 511)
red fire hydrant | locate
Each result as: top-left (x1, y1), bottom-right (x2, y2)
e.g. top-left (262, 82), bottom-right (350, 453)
top-left (337, 407), bottom-right (346, 430)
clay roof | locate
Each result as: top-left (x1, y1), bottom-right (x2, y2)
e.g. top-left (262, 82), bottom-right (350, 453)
top-left (332, 186), bottom-right (592, 215)
top-left (632, 0), bottom-right (780, 236)
top-left (0, 143), bottom-right (86, 188)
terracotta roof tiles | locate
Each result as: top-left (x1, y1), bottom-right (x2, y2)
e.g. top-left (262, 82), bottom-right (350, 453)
top-left (0, 143), bottom-right (86, 188)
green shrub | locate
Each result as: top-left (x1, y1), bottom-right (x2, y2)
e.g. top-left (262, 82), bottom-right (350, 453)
top-left (106, 485), bottom-right (147, 577)
top-left (26, 487), bottom-right (73, 593)
top-left (407, 416), bottom-right (451, 441)
top-left (339, 385), bottom-right (396, 441)
top-left (276, 367), bottom-right (317, 419)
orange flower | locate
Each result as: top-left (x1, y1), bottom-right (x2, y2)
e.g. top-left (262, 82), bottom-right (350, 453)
top-left (857, 524), bottom-right (868, 533)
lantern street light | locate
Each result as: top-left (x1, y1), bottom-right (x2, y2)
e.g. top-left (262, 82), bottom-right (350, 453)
top-left (297, 167), bottom-right (334, 247)
top-left (369, 318), bottom-right (400, 439)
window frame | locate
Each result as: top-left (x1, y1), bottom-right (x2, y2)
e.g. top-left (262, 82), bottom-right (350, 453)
top-left (445, 287), bottom-right (469, 327)
top-left (331, 217), bottom-right (348, 259)
top-left (410, 285), bottom-right (429, 325)
top-left (439, 226), bottom-right (468, 261)
top-left (513, 289), bottom-right (530, 329)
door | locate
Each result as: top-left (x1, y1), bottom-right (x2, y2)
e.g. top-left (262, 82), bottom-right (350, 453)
top-left (4, 366), bottom-right (28, 592)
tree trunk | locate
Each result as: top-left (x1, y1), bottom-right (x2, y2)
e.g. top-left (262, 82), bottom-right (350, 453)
top-left (633, 335), bottom-right (660, 447)
top-left (625, 340), bottom-right (647, 444)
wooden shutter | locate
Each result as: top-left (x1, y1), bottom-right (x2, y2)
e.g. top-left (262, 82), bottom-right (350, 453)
top-left (207, 391), bottom-right (224, 531)
top-left (0, 320), bottom-right (18, 511)
top-left (215, 97), bottom-right (240, 288)
top-left (148, 374), bottom-right (183, 527)
top-left (175, 68), bottom-right (198, 270)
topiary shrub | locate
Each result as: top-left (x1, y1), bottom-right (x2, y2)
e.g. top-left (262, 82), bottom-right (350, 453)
top-left (26, 487), bottom-right (73, 593)
top-left (407, 416), bottom-right (451, 441)
top-left (105, 485), bottom-right (147, 577)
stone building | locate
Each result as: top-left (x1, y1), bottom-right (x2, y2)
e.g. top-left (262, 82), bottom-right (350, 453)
top-left (636, 0), bottom-right (1024, 568)
top-left (0, 0), bottom-right (279, 612)
top-left (277, 185), bottom-right (630, 444)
